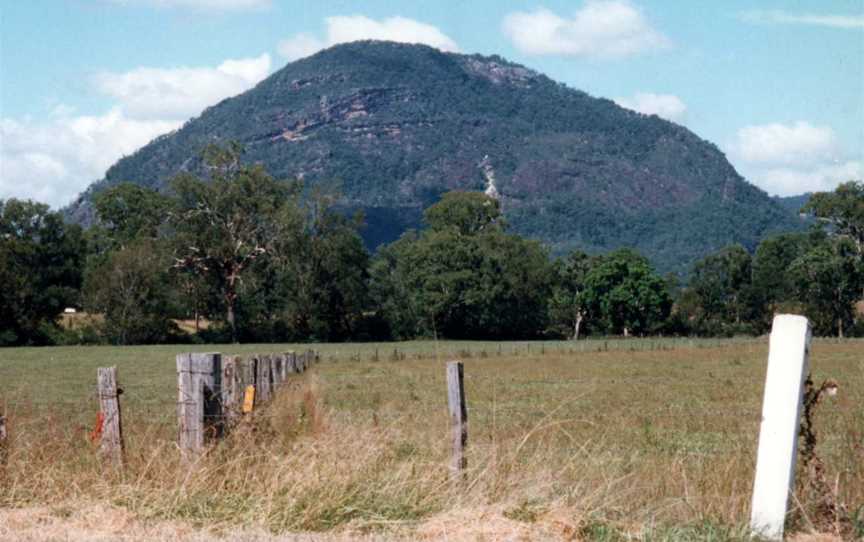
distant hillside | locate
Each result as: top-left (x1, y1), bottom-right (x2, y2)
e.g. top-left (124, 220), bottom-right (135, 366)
top-left (66, 41), bottom-right (803, 274)
top-left (773, 193), bottom-right (811, 215)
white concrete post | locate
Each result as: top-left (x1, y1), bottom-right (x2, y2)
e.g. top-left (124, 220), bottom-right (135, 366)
top-left (750, 314), bottom-right (812, 541)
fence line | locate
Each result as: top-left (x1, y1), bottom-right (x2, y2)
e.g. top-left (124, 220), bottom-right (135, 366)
top-left (0, 323), bottom-right (834, 536)
top-left (79, 349), bottom-right (320, 466)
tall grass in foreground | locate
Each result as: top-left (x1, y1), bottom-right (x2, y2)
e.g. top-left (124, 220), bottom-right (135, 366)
top-left (0, 341), bottom-right (862, 540)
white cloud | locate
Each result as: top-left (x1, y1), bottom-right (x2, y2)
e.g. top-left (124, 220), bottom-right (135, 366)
top-left (94, 53), bottom-right (271, 120)
top-left (0, 109), bottom-right (181, 208)
top-left (730, 121), bottom-right (838, 166)
top-left (502, 2), bottom-right (669, 58)
top-left (278, 34), bottom-right (326, 61)
top-left (1, 53), bottom-right (272, 208)
top-left (726, 121), bottom-right (860, 196)
top-left (107, 0), bottom-right (271, 11)
top-left (615, 92), bottom-right (686, 122)
top-left (750, 161), bottom-right (863, 197)
top-left (740, 10), bottom-right (864, 29)
top-left (277, 15), bottom-right (459, 61)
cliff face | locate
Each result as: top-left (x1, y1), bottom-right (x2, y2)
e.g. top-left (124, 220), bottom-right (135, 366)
top-left (66, 41), bottom-right (801, 273)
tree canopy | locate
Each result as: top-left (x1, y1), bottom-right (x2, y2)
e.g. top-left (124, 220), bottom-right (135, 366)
top-left (0, 199), bottom-right (85, 345)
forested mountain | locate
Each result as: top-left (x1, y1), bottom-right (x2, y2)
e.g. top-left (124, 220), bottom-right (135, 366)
top-left (773, 193), bottom-right (811, 215)
top-left (65, 41), bottom-right (803, 273)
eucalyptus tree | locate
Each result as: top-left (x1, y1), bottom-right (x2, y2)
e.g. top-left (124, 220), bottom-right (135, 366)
top-left (170, 144), bottom-right (295, 342)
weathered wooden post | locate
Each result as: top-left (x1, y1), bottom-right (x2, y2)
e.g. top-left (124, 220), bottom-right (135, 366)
top-left (96, 367), bottom-right (124, 467)
top-left (446, 361), bottom-right (468, 479)
top-left (221, 356), bottom-right (240, 426)
top-left (280, 353), bottom-right (289, 380)
top-left (242, 356), bottom-right (256, 389)
top-left (750, 315), bottom-right (812, 541)
top-left (256, 355), bottom-right (272, 404)
top-left (0, 410), bottom-right (7, 468)
top-left (297, 351), bottom-right (306, 373)
top-left (273, 355), bottom-right (284, 387)
top-left (177, 353), bottom-right (223, 459)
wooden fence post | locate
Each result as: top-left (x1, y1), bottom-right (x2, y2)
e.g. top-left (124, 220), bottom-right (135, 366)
top-left (242, 356), bottom-right (256, 389)
top-left (280, 353), bottom-right (289, 380)
top-left (750, 315), bottom-right (812, 541)
top-left (0, 410), bottom-right (7, 468)
top-left (256, 355), bottom-right (272, 404)
top-left (285, 351), bottom-right (296, 374)
top-left (273, 355), bottom-right (284, 387)
top-left (446, 361), bottom-right (468, 479)
top-left (177, 353), bottom-right (223, 459)
top-left (221, 356), bottom-right (240, 426)
top-left (96, 367), bottom-right (124, 467)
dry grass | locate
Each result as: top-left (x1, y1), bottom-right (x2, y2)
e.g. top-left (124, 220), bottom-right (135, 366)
top-left (0, 339), bottom-right (862, 541)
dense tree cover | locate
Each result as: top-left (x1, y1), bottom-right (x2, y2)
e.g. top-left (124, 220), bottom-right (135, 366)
top-left (170, 145), bottom-right (295, 342)
top-left (76, 144), bottom-right (374, 344)
top-left (4, 170), bottom-right (862, 345)
top-left (679, 181), bottom-right (864, 337)
top-left (680, 244), bottom-right (756, 335)
top-left (789, 239), bottom-right (862, 337)
top-left (370, 194), bottom-right (677, 340)
top-left (93, 183), bottom-right (172, 248)
top-left (83, 239), bottom-right (180, 345)
top-left (370, 193), bottom-right (552, 339)
top-left (547, 251), bottom-right (594, 340)
top-left (581, 249), bottom-right (672, 336)
top-left (803, 181), bottom-right (864, 254)
top-left (0, 200), bottom-right (85, 345)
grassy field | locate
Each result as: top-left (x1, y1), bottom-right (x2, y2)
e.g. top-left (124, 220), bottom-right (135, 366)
top-left (0, 338), bottom-right (862, 541)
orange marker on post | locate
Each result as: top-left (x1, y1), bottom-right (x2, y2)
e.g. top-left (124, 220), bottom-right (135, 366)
top-left (242, 385), bottom-right (255, 413)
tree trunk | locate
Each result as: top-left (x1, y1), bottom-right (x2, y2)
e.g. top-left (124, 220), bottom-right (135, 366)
top-left (225, 266), bottom-right (239, 343)
top-left (572, 313), bottom-right (583, 341)
top-left (226, 300), bottom-right (237, 343)
top-left (623, 326), bottom-right (630, 338)
top-left (838, 317), bottom-right (844, 339)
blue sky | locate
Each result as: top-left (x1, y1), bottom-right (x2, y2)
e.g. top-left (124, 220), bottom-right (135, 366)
top-left (1, 0), bottom-right (862, 207)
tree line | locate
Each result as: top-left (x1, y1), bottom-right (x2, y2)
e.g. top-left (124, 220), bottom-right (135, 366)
top-left (2, 146), bottom-right (862, 346)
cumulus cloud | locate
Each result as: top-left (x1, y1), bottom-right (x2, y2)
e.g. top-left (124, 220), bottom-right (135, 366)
top-left (730, 121), bottom-right (839, 166)
top-left (94, 53), bottom-right (271, 120)
top-left (1, 53), bottom-right (272, 208)
top-left (502, 1), bottom-right (669, 58)
top-left (277, 15), bottom-right (459, 61)
top-left (106, 0), bottom-right (271, 11)
top-left (727, 121), bottom-right (860, 196)
top-left (754, 161), bottom-right (863, 196)
top-left (278, 34), bottom-right (326, 61)
top-left (614, 92), bottom-right (687, 122)
top-left (740, 10), bottom-right (864, 29)
top-left (0, 109), bottom-right (181, 207)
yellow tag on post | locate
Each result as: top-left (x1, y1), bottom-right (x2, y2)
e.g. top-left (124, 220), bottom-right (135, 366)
top-left (242, 385), bottom-right (255, 413)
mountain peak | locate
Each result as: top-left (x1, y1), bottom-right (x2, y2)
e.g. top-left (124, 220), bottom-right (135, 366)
top-left (66, 40), bottom-right (801, 274)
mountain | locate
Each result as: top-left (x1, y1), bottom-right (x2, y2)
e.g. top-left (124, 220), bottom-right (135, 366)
top-left (773, 193), bottom-right (811, 215)
top-left (66, 41), bottom-right (803, 274)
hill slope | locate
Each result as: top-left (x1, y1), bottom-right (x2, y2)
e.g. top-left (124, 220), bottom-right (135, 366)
top-left (66, 41), bottom-right (802, 274)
